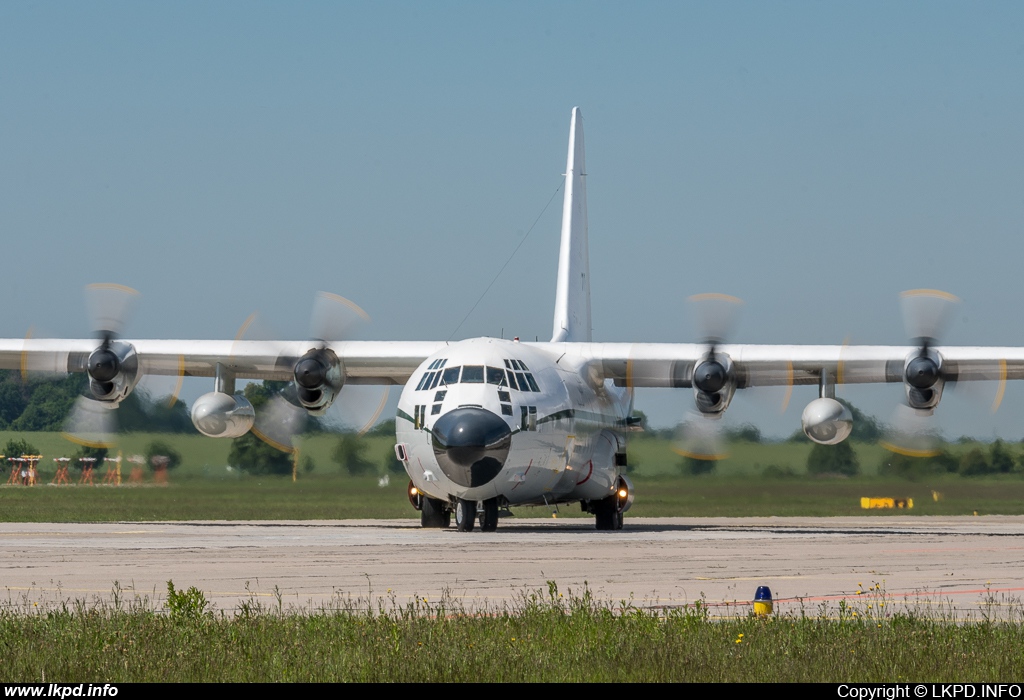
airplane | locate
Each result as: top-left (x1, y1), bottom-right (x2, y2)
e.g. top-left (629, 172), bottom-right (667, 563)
top-left (4, 107), bottom-right (1024, 532)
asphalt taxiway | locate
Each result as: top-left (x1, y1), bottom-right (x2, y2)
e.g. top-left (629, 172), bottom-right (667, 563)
top-left (2, 516), bottom-right (1022, 616)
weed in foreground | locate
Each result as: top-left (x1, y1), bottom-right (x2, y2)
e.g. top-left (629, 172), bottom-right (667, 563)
top-left (1, 581), bottom-right (1023, 682)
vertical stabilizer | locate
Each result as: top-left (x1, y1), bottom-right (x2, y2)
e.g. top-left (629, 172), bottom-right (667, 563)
top-left (551, 107), bottom-right (592, 343)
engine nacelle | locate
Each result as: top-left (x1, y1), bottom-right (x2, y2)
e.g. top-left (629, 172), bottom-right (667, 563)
top-left (801, 397), bottom-right (853, 445)
top-left (292, 348), bottom-right (344, 415)
top-left (692, 354), bottom-right (736, 415)
top-left (190, 392), bottom-right (256, 438)
top-left (903, 349), bottom-right (945, 411)
top-left (86, 341), bottom-right (140, 403)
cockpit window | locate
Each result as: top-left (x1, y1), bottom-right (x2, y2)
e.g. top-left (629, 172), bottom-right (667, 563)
top-left (461, 365), bottom-right (484, 383)
top-left (441, 366), bottom-right (461, 386)
top-left (524, 373), bottom-right (539, 392)
top-left (429, 371), bottom-right (442, 389)
top-left (504, 370), bottom-right (517, 390)
top-left (503, 359), bottom-right (512, 369)
top-left (486, 366), bottom-right (506, 385)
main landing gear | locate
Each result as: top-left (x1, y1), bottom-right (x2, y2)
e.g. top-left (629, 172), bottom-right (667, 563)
top-left (592, 496), bottom-right (624, 531)
top-left (409, 481), bottom-right (451, 528)
top-left (585, 476), bottom-right (632, 531)
top-left (421, 495), bottom-right (450, 528)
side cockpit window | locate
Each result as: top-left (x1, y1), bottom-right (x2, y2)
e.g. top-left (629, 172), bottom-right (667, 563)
top-left (499, 360), bottom-right (539, 392)
top-left (419, 359), bottom-right (449, 391)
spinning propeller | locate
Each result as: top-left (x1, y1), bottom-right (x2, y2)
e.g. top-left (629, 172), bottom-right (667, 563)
top-left (673, 293), bottom-right (744, 461)
top-left (63, 284), bottom-right (142, 448)
top-left (243, 292), bottom-right (388, 453)
top-left (881, 289), bottom-right (960, 457)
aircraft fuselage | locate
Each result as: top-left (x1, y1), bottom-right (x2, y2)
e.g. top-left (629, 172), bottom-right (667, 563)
top-left (396, 337), bottom-right (631, 509)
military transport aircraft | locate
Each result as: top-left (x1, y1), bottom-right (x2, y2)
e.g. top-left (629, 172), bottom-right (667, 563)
top-left (3, 108), bottom-right (1023, 531)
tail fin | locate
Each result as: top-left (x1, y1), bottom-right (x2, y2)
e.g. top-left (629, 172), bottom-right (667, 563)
top-left (551, 107), bottom-right (592, 343)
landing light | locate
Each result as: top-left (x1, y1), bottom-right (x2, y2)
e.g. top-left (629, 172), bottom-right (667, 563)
top-left (410, 487), bottom-right (419, 496)
top-left (617, 488), bottom-right (628, 499)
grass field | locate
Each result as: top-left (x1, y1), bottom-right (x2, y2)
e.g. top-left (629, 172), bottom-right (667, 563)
top-left (3, 584), bottom-right (1023, 682)
top-left (3, 432), bottom-right (1024, 521)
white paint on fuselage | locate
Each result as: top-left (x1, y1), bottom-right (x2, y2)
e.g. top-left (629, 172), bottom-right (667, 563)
top-left (396, 338), bottom-right (631, 508)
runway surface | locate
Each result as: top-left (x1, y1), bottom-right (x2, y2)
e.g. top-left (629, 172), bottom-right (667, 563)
top-left (3, 516), bottom-right (1023, 617)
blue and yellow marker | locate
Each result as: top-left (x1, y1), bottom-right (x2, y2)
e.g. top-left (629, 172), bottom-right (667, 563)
top-left (753, 586), bottom-right (773, 616)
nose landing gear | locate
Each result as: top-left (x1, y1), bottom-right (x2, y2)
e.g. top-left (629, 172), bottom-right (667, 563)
top-left (455, 497), bottom-right (501, 532)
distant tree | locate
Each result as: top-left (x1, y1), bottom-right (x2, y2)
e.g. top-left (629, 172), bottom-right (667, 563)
top-left (806, 441), bottom-right (859, 476)
top-left (3, 438), bottom-right (39, 459)
top-left (228, 432), bottom-right (294, 476)
top-left (787, 428), bottom-right (810, 443)
top-left (959, 448), bottom-right (992, 477)
top-left (227, 381), bottom-right (302, 476)
top-left (878, 450), bottom-right (956, 479)
top-left (332, 434), bottom-right (376, 476)
top-left (681, 456), bottom-right (715, 476)
top-left (118, 391), bottom-right (195, 433)
top-left (10, 378), bottom-right (85, 431)
top-left (726, 423), bottom-right (762, 443)
top-left (839, 399), bottom-right (882, 442)
top-left (145, 440), bottom-right (182, 471)
top-left (71, 444), bottom-right (109, 469)
top-left (0, 374), bottom-right (30, 428)
top-left (990, 440), bottom-right (1015, 474)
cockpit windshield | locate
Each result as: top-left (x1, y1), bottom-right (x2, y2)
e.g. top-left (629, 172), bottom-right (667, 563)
top-left (417, 361), bottom-right (539, 391)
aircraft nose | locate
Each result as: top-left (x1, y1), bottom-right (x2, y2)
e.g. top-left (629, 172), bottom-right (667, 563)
top-left (431, 407), bottom-right (512, 488)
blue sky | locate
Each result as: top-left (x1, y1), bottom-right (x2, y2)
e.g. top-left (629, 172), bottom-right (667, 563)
top-left (2, 2), bottom-right (1024, 435)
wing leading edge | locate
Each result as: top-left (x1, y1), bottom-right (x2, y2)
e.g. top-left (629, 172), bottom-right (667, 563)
top-left (0, 339), bottom-right (449, 385)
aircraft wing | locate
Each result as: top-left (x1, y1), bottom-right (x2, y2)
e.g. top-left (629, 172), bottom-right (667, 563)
top-left (559, 343), bottom-right (1024, 388)
top-left (0, 339), bottom-right (449, 385)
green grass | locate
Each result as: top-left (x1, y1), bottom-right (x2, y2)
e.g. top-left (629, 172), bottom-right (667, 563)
top-left (3, 431), bottom-right (1024, 522)
top-left (2, 584), bottom-right (1023, 682)
top-left (2, 474), bottom-right (1024, 521)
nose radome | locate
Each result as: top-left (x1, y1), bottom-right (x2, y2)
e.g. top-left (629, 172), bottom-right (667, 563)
top-left (431, 407), bottom-right (512, 488)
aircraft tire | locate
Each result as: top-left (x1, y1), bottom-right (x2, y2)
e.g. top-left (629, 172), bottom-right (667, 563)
top-left (455, 498), bottom-right (476, 532)
top-left (615, 510), bottom-right (624, 530)
top-left (421, 497), bottom-right (451, 528)
top-left (480, 498), bottom-right (499, 532)
top-left (594, 496), bottom-right (617, 531)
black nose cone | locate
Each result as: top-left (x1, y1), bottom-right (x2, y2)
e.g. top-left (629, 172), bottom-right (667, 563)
top-left (431, 407), bottom-right (512, 487)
